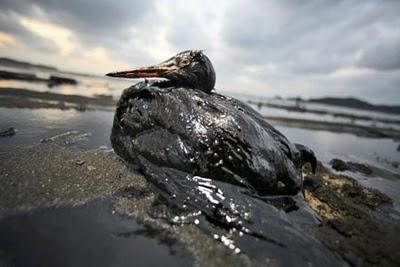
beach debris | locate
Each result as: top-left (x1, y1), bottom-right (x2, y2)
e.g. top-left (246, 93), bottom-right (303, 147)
top-left (330, 158), bottom-right (348, 172)
top-left (75, 160), bottom-right (85, 166)
top-left (76, 104), bottom-right (87, 111)
top-left (47, 75), bottom-right (77, 87)
top-left (0, 127), bottom-right (18, 137)
top-left (87, 165), bottom-right (96, 171)
top-left (40, 130), bottom-right (91, 145)
top-left (57, 101), bottom-right (68, 110)
top-left (330, 158), bottom-right (372, 175)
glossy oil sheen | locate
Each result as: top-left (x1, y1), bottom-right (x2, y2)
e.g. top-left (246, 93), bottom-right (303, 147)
top-left (0, 198), bottom-right (191, 267)
top-left (111, 82), bottom-right (342, 266)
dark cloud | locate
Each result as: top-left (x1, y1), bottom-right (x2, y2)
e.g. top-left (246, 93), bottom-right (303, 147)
top-left (0, 0), bottom-right (154, 47)
top-left (358, 38), bottom-right (400, 71)
top-left (0, 10), bottom-right (58, 54)
top-left (0, 0), bottom-right (399, 103)
top-left (222, 0), bottom-right (400, 73)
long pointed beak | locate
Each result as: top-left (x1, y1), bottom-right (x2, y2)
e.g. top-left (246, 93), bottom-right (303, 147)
top-left (106, 64), bottom-right (178, 79)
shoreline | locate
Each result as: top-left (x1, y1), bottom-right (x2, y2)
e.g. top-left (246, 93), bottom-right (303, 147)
top-left (1, 87), bottom-right (399, 140)
top-left (267, 116), bottom-right (400, 139)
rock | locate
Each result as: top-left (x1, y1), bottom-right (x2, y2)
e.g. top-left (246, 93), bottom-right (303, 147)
top-left (303, 164), bottom-right (398, 267)
top-left (330, 158), bottom-right (372, 175)
top-left (48, 75), bottom-right (77, 87)
top-left (0, 127), bottom-right (17, 137)
top-left (75, 160), bottom-right (85, 166)
top-left (330, 158), bottom-right (349, 172)
top-left (347, 162), bottom-right (373, 175)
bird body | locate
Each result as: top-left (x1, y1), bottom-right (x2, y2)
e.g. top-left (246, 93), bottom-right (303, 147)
top-left (112, 81), bottom-right (315, 195)
top-left (107, 50), bottom-right (316, 196)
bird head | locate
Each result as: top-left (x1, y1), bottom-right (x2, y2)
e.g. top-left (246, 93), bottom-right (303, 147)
top-left (106, 50), bottom-right (216, 93)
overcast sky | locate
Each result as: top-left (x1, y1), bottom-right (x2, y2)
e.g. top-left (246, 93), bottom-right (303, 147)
top-left (0, 0), bottom-right (399, 104)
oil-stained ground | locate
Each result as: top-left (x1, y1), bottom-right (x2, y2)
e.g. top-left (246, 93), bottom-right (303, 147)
top-left (0, 133), bottom-right (399, 267)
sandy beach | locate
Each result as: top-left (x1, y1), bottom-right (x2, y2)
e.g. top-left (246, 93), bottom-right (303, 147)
top-left (1, 129), bottom-right (399, 266)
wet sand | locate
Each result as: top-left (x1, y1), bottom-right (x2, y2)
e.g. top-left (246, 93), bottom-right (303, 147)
top-left (1, 132), bottom-right (399, 266)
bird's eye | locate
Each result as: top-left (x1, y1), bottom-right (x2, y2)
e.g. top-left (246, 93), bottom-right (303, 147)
top-left (179, 58), bottom-right (190, 66)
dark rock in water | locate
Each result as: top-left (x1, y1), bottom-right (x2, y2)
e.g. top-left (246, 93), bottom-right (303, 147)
top-left (330, 158), bottom-right (349, 172)
top-left (0, 127), bottom-right (17, 137)
top-left (110, 82), bottom-right (342, 266)
top-left (330, 158), bottom-right (372, 175)
top-left (348, 162), bottom-right (373, 175)
top-left (48, 75), bottom-right (77, 87)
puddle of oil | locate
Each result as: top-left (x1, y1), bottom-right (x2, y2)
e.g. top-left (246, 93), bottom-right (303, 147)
top-left (0, 198), bottom-right (192, 267)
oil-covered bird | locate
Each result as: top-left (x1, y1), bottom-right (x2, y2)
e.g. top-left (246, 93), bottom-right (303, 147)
top-left (106, 50), bottom-right (316, 197)
top-left (104, 50), bottom-right (342, 266)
